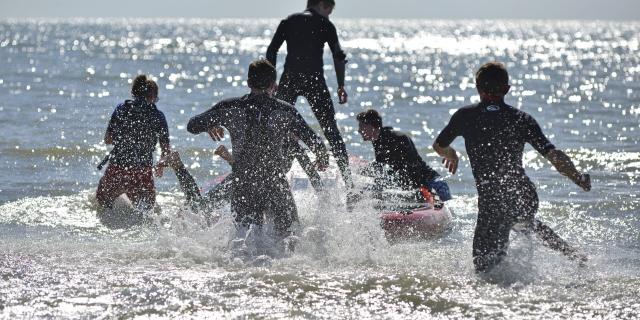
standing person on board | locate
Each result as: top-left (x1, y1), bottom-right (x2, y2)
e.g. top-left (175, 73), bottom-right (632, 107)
top-left (433, 62), bottom-right (591, 272)
top-left (96, 75), bottom-right (171, 213)
top-left (266, 0), bottom-right (353, 191)
top-left (186, 59), bottom-right (329, 240)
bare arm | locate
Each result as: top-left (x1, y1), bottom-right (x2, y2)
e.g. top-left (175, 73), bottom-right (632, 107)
top-left (544, 149), bottom-right (591, 191)
top-left (432, 142), bottom-right (459, 175)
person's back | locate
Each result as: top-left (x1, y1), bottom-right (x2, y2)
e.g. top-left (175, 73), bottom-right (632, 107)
top-left (187, 60), bottom-right (328, 237)
top-left (269, 9), bottom-right (343, 74)
top-left (109, 98), bottom-right (168, 168)
top-left (190, 94), bottom-right (304, 181)
top-left (449, 101), bottom-right (552, 187)
top-left (373, 127), bottom-right (439, 189)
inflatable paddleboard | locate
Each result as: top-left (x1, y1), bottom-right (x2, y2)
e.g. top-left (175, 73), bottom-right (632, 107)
top-left (380, 204), bottom-right (451, 242)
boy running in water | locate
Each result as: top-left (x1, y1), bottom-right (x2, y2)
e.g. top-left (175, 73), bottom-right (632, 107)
top-left (433, 62), bottom-right (591, 272)
top-left (180, 59), bottom-right (328, 239)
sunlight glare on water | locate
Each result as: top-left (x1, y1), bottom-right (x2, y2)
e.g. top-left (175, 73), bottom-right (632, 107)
top-left (0, 18), bottom-right (639, 318)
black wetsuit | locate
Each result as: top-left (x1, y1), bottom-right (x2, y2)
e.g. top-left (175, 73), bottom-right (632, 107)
top-left (267, 8), bottom-right (351, 187)
top-left (371, 127), bottom-right (440, 189)
top-left (187, 93), bottom-right (327, 236)
top-left (107, 98), bottom-right (169, 167)
top-left (436, 101), bottom-right (566, 272)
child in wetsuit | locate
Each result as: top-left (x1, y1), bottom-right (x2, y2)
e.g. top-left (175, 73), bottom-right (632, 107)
top-left (433, 62), bottom-right (590, 272)
top-left (96, 75), bottom-right (171, 212)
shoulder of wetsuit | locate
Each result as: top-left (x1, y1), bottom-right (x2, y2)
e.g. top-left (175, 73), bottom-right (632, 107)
top-left (120, 100), bottom-right (135, 108)
top-left (288, 11), bottom-right (303, 19)
top-left (379, 127), bottom-right (401, 141)
top-left (272, 97), bottom-right (296, 110)
top-left (217, 95), bottom-right (246, 107)
top-left (154, 108), bottom-right (166, 120)
top-left (114, 100), bottom-right (134, 113)
top-left (455, 103), bottom-right (484, 117)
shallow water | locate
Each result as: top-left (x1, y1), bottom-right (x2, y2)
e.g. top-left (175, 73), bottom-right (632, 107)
top-left (0, 19), bottom-right (639, 318)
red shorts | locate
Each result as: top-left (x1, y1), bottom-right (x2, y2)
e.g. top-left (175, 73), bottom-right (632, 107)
top-left (96, 165), bottom-right (156, 209)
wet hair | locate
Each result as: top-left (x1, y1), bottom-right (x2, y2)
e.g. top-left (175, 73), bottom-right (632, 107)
top-left (247, 59), bottom-right (277, 90)
top-left (131, 75), bottom-right (158, 98)
top-left (357, 109), bottom-right (383, 129)
top-left (475, 62), bottom-right (509, 95)
top-left (307, 0), bottom-right (335, 8)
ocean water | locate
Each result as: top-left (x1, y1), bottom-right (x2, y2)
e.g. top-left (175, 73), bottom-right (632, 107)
top-left (0, 18), bottom-right (639, 319)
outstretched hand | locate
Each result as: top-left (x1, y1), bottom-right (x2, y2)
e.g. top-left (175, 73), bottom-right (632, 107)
top-left (575, 173), bottom-right (591, 192)
top-left (154, 165), bottom-right (165, 178)
top-left (214, 145), bottom-right (234, 164)
top-left (432, 143), bottom-right (459, 175)
top-left (442, 157), bottom-right (458, 175)
top-left (208, 127), bottom-right (225, 141)
top-left (338, 87), bottom-right (348, 104)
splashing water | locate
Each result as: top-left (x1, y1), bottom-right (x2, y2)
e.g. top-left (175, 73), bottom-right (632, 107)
top-left (1, 19), bottom-right (639, 318)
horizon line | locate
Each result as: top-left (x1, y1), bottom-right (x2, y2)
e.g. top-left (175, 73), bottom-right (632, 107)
top-left (1, 16), bottom-right (639, 22)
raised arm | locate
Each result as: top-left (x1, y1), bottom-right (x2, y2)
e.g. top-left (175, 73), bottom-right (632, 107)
top-left (266, 20), bottom-right (287, 68)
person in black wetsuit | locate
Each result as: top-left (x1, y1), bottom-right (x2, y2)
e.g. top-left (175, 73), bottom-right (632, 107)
top-left (356, 109), bottom-right (451, 202)
top-left (183, 59), bottom-right (329, 238)
top-left (433, 62), bottom-right (592, 272)
top-left (266, 0), bottom-right (353, 190)
top-left (96, 75), bottom-right (171, 215)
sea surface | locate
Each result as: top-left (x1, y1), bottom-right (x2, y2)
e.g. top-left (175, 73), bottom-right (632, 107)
top-left (0, 18), bottom-right (639, 319)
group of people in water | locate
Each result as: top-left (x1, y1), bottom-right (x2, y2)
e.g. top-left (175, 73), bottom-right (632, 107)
top-left (95, 0), bottom-right (592, 272)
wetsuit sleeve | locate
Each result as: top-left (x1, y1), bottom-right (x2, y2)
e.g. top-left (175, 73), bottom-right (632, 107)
top-left (106, 107), bottom-right (121, 135)
top-left (326, 21), bottom-right (347, 87)
top-left (187, 103), bottom-right (226, 134)
top-left (524, 114), bottom-right (555, 155)
top-left (157, 111), bottom-right (170, 146)
top-left (266, 20), bottom-right (287, 67)
top-left (435, 110), bottom-right (464, 147)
